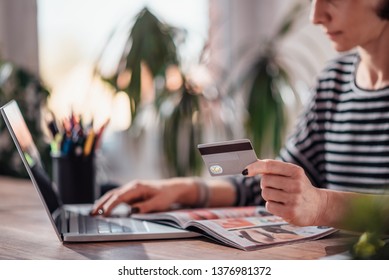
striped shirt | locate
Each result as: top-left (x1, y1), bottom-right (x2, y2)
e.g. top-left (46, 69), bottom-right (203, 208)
top-left (231, 52), bottom-right (389, 206)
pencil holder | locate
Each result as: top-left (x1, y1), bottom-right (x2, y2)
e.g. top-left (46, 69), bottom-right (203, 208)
top-left (51, 154), bottom-right (96, 204)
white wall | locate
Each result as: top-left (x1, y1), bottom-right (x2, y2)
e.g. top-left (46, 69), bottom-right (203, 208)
top-left (0, 0), bottom-right (39, 75)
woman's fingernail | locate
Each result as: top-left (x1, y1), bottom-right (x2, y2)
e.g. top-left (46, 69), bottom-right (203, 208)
top-left (97, 208), bottom-right (104, 215)
top-left (242, 169), bottom-right (248, 176)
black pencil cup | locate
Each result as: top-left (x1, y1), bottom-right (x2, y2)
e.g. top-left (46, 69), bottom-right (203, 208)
top-left (51, 154), bottom-right (96, 204)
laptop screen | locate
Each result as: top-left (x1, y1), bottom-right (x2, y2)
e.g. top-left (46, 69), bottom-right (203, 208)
top-left (0, 100), bottom-right (62, 214)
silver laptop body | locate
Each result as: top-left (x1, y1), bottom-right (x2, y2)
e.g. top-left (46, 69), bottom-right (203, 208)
top-left (1, 100), bottom-right (199, 242)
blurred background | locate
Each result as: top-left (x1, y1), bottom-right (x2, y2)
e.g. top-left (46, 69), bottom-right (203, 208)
top-left (0, 0), bottom-right (336, 187)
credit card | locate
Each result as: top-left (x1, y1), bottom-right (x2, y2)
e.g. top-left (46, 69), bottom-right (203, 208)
top-left (197, 139), bottom-right (257, 176)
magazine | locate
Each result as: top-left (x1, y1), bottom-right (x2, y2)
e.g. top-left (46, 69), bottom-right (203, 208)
top-left (132, 206), bottom-right (337, 251)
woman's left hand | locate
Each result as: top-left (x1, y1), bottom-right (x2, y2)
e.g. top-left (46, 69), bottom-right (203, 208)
top-left (244, 159), bottom-right (328, 226)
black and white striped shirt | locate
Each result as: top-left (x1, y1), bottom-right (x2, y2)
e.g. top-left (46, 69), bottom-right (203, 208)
top-left (231, 52), bottom-right (389, 206)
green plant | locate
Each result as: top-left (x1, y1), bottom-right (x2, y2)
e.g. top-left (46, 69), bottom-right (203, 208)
top-left (237, 3), bottom-right (304, 157)
top-left (97, 8), bottom-right (179, 122)
top-left (0, 61), bottom-right (50, 177)
top-left (342, 196), bottom-right (389, 259)
top-left (158, 81), bottom-right (204, 176)
top-left (96, 8), bottom-right (208, 177)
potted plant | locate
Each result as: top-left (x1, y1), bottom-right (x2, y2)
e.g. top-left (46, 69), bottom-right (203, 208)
top-left (343, 196), bottom-right (389, 259)
top-left (233, 3), bottom-right (304, 158)
top-left (96, 8), bottom-right (215, 177)
top-left (0, 60), bottom-right (50, 177)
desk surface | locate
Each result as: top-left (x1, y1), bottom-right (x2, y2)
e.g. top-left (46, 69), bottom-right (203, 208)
top-left (0, 176), bottom-right (352, 260)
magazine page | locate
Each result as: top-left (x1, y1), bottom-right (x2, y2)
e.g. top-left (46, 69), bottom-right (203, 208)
top-left (132, 206), bottom-right (262, 228)
top-left (133, 206), bottom-right (337, 251)
top-left (188, 215), bottom-right (337, 251)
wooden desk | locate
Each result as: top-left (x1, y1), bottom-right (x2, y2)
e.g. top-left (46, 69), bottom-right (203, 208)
top-left (0, 176), bottom-right (352, 260)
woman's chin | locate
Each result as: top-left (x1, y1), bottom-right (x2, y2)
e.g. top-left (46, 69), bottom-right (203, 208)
top-left (331, 42), bottom-right (355, 53)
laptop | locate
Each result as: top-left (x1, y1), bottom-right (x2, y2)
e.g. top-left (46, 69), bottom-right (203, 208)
top-left (0, 100), bottom-right (200, 242)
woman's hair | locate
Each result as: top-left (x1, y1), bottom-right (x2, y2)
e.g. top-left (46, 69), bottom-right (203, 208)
top-left (377, 0), bottom-right (389, 20)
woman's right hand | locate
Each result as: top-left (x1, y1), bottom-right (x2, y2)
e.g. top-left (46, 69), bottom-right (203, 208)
top-left (90, 178), bottom-right (198, 216)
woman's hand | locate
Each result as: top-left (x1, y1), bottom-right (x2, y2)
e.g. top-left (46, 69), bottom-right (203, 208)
top-left (91, 178), bottom-right (198, 216)
top-left (244, 159), bottom-right (328, 226)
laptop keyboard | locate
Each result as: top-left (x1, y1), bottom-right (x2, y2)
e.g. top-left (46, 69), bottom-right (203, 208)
top-left (64, 211), bottom-right (142, 234)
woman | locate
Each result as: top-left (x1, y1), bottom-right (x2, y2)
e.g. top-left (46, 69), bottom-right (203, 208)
top-left (92, 0), bottom-right (389, 229)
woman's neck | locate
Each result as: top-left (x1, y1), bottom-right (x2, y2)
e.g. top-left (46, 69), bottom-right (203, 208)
top-left (356, 24), bottom-right (389, 90)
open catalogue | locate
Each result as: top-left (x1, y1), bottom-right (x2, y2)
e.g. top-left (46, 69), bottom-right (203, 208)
top-left (133, 206), bottom-right (337, 251)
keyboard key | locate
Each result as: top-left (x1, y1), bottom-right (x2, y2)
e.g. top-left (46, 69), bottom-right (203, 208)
top-left (110, 223), bottom-right (125, 233)
top-left (97, 220), bottom-right (111, 233)
top-left (68, 212), bottom-right (79, 233)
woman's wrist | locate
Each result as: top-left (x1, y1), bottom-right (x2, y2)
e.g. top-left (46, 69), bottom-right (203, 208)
top-left (193, 178), bottom-right (210, 208)
top-left (313, 188), bottom-right (330, 226)
top-left (315, 189), bottom-right (356, 228)
top-left (169, 177), bottom-right (202, 207)
top-left (169, 177), bottom-right (236, 209)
